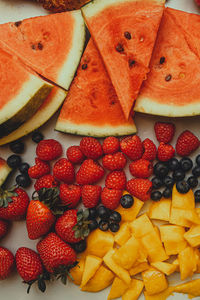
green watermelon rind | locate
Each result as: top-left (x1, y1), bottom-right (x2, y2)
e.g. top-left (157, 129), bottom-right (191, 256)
top-left (0, 159), bottom-right (12, 187)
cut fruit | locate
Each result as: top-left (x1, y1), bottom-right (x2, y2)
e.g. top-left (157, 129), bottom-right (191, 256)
top-left (174, 278), bottom-right (200, 297)
top-left (129, 262), bottom-right (149, 276)
top-left (184, 225), bottom-right (200, 248)
top-left (0, 158), bottom-right (12, 187)
top-left (129, 214), bottom-right (154, 238)
top-left (148, 198), bottom-right (171, 222)
top-left (144, 287), bottom-right (174, 300)
top-left (108, 277), bottom-right (129, 300)
top-left (151, 261), bottom-right (177, 276)
top-left (178, 247), bottom-right (197, 280)
top-left (122, 279), bottom-right (144, 300)
top-left (80, 255), bottom-right (102, 288)
top-left (135, 7), bottom-right (200, 117)
top-left (82, 0), bottom-right (165, 119)
top-left (142, 267), bottom-right (168, 295)
top-left (116, 196), bottom-right (144, 222)
top-left (55, 39), bottom-right (136, 137)
top-left (114, 222), bottom-right (131, 246)
top-left (172, 185), bottom-right (195, 210)
top-left (69, 256), bottom-right (85, 285)
top-left (0, 11), bottom-right (85, 90)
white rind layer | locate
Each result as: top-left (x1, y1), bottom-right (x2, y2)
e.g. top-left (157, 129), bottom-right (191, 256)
top-left (0, 163), bottom-right (11, 187)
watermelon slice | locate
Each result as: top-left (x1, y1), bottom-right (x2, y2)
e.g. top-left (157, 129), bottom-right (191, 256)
top-left (0, 47), bottom-right (52, 138)
top-left (135, 8), bottom-right (200, 117)
top-left (82, 0), bottom-right (165, 119)
top-left (0, 158), bottom-right (12, 187)
top-left (0, 11), bottom-right (85, 90)
top-left (0, 87), bottom-right (66, 145)
top-left (55, 39), bottom-right (136, 137)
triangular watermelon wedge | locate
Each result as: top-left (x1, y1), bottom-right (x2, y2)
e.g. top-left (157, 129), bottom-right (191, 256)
top-left (55, 39), bottom-right (136, 137)
top-left (82, 0), bottom-right (165, 119)
top-left (135, 7), bottom-right (200, 117)
top-left (0, 11), bottom-right (85, 90)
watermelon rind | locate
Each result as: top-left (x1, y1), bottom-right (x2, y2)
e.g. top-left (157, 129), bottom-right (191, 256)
top-left (0, 158), bottom-right (11, 187)
top-left (0, 88), bottom-right (66, 145)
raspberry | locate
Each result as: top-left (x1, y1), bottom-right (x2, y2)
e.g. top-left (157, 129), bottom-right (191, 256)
top-left (36, 139), bottom-right (62, 161)
top-left (142, 138), bottom-right (157, 161)
top-left (81, 185), bottom-right (102, 208)
top-left (34, 174), bottom-right (59, 191)
top-left (76, 159), bottom-right (104, 185)
top-left (176, 130), bottom-right (200, 157)
top-left (102, 137), bottom-right (120, 154)
top-left (129, 159), bottom-right (153, 178)
top-left (59, 184), bottom-right (81, 208)
top-left (154, 122), bottom-right (175, 144)
top-left (53, 158), bottom-right (75, 184)
top-left (101, 187), bottom-right (122, 210)
top-left (105, 171), bottom-right (126, 190)
top-left (66, 146), bottom-right (84, 164)
top-left (28, 158), bottom-right (50, 179)
top-left (80, 137), bottom-right (103, 160)
top-left (157, 142), bottom-right (175, 161)
top-left (120, 135), bottom-right (143, 161)
top-left (127, 178), bottom-right (152, 201)
top-left (102, 152), bottom-right (127, 171)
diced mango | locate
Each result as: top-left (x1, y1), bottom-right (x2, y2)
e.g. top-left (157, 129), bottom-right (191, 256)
top-left (194, 248), bottom-right (200, 273)
top-left (174, 278), bottom-right (200, 297)
top-left (142, 267), bottom-right (168, 295)
top-left (116, 193), bottom-right (144, 222)
top-left (129, 262), bottom-right (149, 276)
top-left (196, 207), bottom-right (200, 218)
top-left (148, 198), bottom-right (171, 222)
top-left (129, 214), bottom-right (154, 238)
top-left (169, 207), bottom-right (193, 227)
top-left (178, 247), bottom-right (197, 280)
top-left (137, 243), bottom-right (148, 263)
top-left (85, 229), bottom-right (114, 257)
top-left (172, 258), bottom-right (179, 272)
top-left (80, 255), bottom-right (102, 288)
top-left (122, 279), bottom-right (144, 300)
top-left (172, 185), bottom-right (195, 209)
top-left (114, 222), bottom-right (131, 246)
top-left (107, 277), bottom-right (128, 299)
top-left (144, 287), bottom-right (174, 300)
top-left (160, 225), bottom-right (187, 255)
top-left (151, 261), bottom-right (177, 276)
top-left (184, 225), bottom-right (200, 247)
top-left (69, 256), bottom-right (85, 285)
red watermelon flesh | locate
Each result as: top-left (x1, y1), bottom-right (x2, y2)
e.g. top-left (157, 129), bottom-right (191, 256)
top-left (55, 39), bottom-right (136, 137)
top-left (135, 7), bottom-right (200, 117)
top-left (82, 0), bottom-right (165, 119)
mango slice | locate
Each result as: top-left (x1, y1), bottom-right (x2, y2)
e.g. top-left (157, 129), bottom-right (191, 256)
top-left (69, 256), bottom-right (85, 285)
top-left (174, 278), bottom-right (200, 297)
top-left (160, 225), bottom-right (187, 255)
top-left (80, 255), bottom-right (102, 288)
top-left (116, 195), bottom-right (144, 222)
top-left (129, 262), bottom-right (149, 276)
top-left (184, 225), bottom-right (200, 247)
top-left (172, 185), bottom-right (195, 209)
top-left (178, 247), bottom-right (197, 280)
top-left (122, 279), bottom-right (144, 300)
top-left (151, 261), bottom-right (177, 276)
top-left (130, 214), bottom-right (154, 238)
top-left (142, 267), bottom-right (168, 295)
top-left (148, 198), bottom-right (171, 222)
top-left (107, 277), bottom-right (128, 299)
top-left (114, 222), bottom-right (131, 246)
top-left (144, 287), bottom-right (174, 300)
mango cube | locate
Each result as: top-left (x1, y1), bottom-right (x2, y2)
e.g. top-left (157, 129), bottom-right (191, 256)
top-left (196, 207), bottom-right (200, 218)
top-left (172, 258), bottom-right (179, 272)
top-left (116, 193), bottom-right (144, 222)
top-left (142, 267), bottom-right (168, 295)
top-left (144, 287), bottom-right (174, 300)
top-left (80, 255), bottom-right (102, 288)
top-left (169, 207), bottom-right (193, 227)
top-left (178, 246), bottom-right (197, 280)
top-left (108, 277), bottom-right (128, 299)
top-left (130, 214), bottom-right (154, 238)
top-left (172, 185), bottom-right (195, 209)
top-left (151, 261), bottom-right (177, 276)
top-left (114, 222), bottom-right (131, 246)
top-left (85, 229), bottom-right (114, 257)
top-left (148, 198), bottom-right (171, 222)
top-left (129, 262), bottom-right (149, 276)
top-left (194, 248), bottom-right (200, 273)
top-left (69, 256), bottom-right (85, 285)
top-left (184, 225), bottom-right (200, 247)
top-left (122, 279), bottom-right (144, 300)
top-left (173, 278), bottom-right (200, 297)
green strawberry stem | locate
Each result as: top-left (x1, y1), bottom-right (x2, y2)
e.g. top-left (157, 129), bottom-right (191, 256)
top-left (24, 271), bottom-right (51, 293)
top-left (53, 261), bottom-right (78, 285)
top-left (0, 186), bottom-right (18, 208)
top-left (73, 209), bottom-right (91, 239)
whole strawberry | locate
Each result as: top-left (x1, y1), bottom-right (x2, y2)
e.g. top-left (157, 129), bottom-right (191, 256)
top-left (81, 185), bottom-right (102, 208)
top-left (80, 137), bottom-right (103, 160)
top-left (0, 219), bottom-right (9, 239)
top-left (157, 142), bottom-right (175, 161)
top-left (195, 0), bottom-right (200, 7)
top-left (59, 184), bottom-right (81, 208)
top-left (102, 137), bottom-right (120, 154)
top-left (28, 158), bottom-right (50, 179)
top-left (142, 138), bottom-right (157, 161)
top-left (105, 171), bottom-right (126, 190)
top-left (36, 139), bottom-right (62, 161)
top-left (102, 152), bottom-right (127, 171)
top-left (154, 122), bottom-right (175, 144)
top-left (53, 158), bottom-right (75, 184)
top-left (129, 159), bottom-right (153, 178)
top-left (127, 178), bottom-right (152, 201)
top-left (66, 146), bottom-right (85, 164)
top-left (120, 135), bottom-right (143, 161)
top-left (0, 246), bottom-right (14, 280)
top-left (76, 159), bottom-right (104, 185)
top-left (101, 187), bottom-right (122, 210)
top-left (0, 187), bottom-right (29, 221)
top-left (34, 174), bottom-right (59, 191)
top-left (176, 130), bottom-right (200, 156)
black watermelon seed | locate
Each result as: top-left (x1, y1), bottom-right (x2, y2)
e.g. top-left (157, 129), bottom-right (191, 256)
top-left (160, 57), bottom-right (165, 64)
top-left (14, 21), bottom-right (22, 27)
top-left (165, 74), bottom-right (172, 82)
top-left (116, 43), bottom-right (124, 53)
top-left (129, 59), bottom-right (136, 68)
top-left (38, 43), bottom-right (43, 50)
top-left (82, 64), bottom-right (88, 70)
top-left (124, 31), bottom-right (131, 40)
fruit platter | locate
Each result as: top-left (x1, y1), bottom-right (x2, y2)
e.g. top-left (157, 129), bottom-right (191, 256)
top-left (1, 0), bottom-right (200, 299)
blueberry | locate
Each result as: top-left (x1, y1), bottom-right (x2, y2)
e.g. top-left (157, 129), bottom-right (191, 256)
top-left (32, 131), bottom-right (44, 143)
top-left (97, 206), bottom-right (110, 220)
top-left (176, 181), bottom-right (190, 194)
top-left (163, 176), bottom-right (174, 189)
top-left (152, 177), bottom-right (163, 189)
top-left (73, 239), bottom-right (87, 253)
top-left (153, 162), bottom-right (169, 178)
top-left (163, 188), bottom-right (172, 198)
top-left (88, 207), bottom-right (97, 220)
top-left (196, 155), bottom-right (200, 166)
top-left (109, 211), bottom-right (121, 223)
top-left (192, 166), bottom-right (200, 177)
top-left (88, 219), bottom-right (98, 231)
top-left (18, 162), bottom-right (30, 174)
top-left (180, 157), bottom-right (193, 172)
top-left (109, 222), bottom-right (120, 233)
top-left (120, 194), bottom-right (134, 208)
top-left (173, 169), bottom-right (185, 182)
top-left (194, 190), bottom-right (200, 203)
top-left (187, 176), bottom-right (198, 188)
top-left (98, 220), bottom-right (109, 231)
top-left (168, 158), bottom-right (180, 171)
top-left (7, 155), bottom-right (21, 168)
top-left (9, 140), bottom-right (24, 154)
top-left (151, 191), bottom-right (162, 201)
top-left (16, 174), bottom-right (31, 188)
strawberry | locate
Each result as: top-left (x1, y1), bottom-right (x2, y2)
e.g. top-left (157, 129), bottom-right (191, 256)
top-left (0, 219), bottom-right (9, 239)
top-left (142, 138), bottom-right (157, 161)
top-left (80, 137), bottom-right (103, 160)
top-left (157, 142), bottom-right (175, 161)
top-left (195, 0), bottom-right (200, 7)
top-left (59, 184), bottom-right (81, 208)
top-left (120, 135), bottom-right (143, 161)
top-left (81, 185), bottom-right (102, 208)
top-left (76, 159), bottom-right (104, 185)
top-left (34, 174), bottom-right (59, 191)
top-left (127, 178), bottom-right (152, 201)
top-left (129, 159), bottom-right (153, 178)
top-left (102, 152), bottom-right (127, 171)
top-left (105, 171), bottom-right (126, 190)
top-left (0, 247), bottom-right (14, 280)
top-left (36, 139), bottom-right (62, 161)
top-left (53, 158), bottom-right (75, 184)
top-left (154, 122), bottom-right (175, 144)
top-left (28, 158), bottom-right (50, 179)
top-left (176, 130), bottom-right (200, 156)
top-left (66, 146), bottom-right (84, 164)
top-left (101, 187), bottom-right (122, 210)
top-left (102, 137), bottom-right (120, 154)
top-left (0, 187), bottom-right (29, 221)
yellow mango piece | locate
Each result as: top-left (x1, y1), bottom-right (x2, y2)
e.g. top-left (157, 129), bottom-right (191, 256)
top-left (80, 255), bottom-right (102, 288)
top-left (169, 207), bottom-right (193, 227)
top-left (116, 196), bottom-right (144, 222)
top-left (172, 185), bottom-right (195, 209)
top-left (144, 287), bottom-right (174, 300)
top-left (160, 225), bottom-right (187, 255)
top-left (69, 257), bottom-right (85, 285)
top-left (137, 243), bottom-right (148, 263)
top-left (107, 277), bottom-right (128, 300)
top-left (114, 222), bottom-right (131, 246)
top-left (184, 225), bottom-right (200, 247)
top-left (194, 248), bottom-right (200, 273)
top-left (112, 236), bottom-right (139, 269)
top-left (129, 262), bottom-right (149, 276)
top-left (172, 258), bottom-right (179, 272)
top-left (81, 265), bottom-right (114, 292)
top-left (178, 247), bottom-right (197, 280)
top-left (122, 279), bottom-right (144, 300)
top-left (174, 278), bottom-right (200, 297)
top-left (151, 261), bottom-right (177, 276)
top-left (103, 249), bottom-right (131, 285)
top-left (142, 267), bottom-right (168, 295)
top-left (196, 207), bottom-right (200, 218)
top-left (148, 198), bottom-right (171, 222)
top-left (130, 214), bottom-right (154, 238)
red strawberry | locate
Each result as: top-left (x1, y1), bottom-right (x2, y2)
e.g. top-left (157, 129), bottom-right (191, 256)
top-left (102, 137), bottom-right (120, 154)
top-left (101, 187), bottom-right (122, 210)
top-left (0, 187), bottom-right (29, 221)
top-left (66, 146), bottom-right (84, 164)
top-left (0, 247), bottom-right (14, 280)
top-left (105, 171), bottom-right (126, 190)
top-left (81, 185), bottom-right (102, 208)
top-left (34, 174), bottom-right (59, 191)
top-left (59, 184), bottom-right (81, 208)
top-left (129, 159), bottom-right (153, 178)
top-left (176, 130), bottom-right (200, 156)
top-left (53, 158), bottom-right (75, 184)
top-left (195, 0), bottom-right (200, 7)
top-left (154, 122), bottom-right (175, 144)
top-left (142, 138), bottom-right (157, 161)
top-left (120, 135), bottom-right (143, 161)
top-left (76, 159), bottom-right (104, 185)
top-left (36, 139), bottom-right (62, 161)
top-left (127, 178), bottom-right (152, 201)
top-left (102, 152), bottom-right (127, 171)
top-left (157, 142), bottom-right (175, 162)
top-left (28, 158), bottom-right (50, 179)
top-left (80, 137), bottom-right (103, 160)
top-left (0, 219), bottom-right (9, 239)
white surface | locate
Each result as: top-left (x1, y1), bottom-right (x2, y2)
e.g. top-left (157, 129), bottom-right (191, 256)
top-left (0, 0), bottom-right (200, 299)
